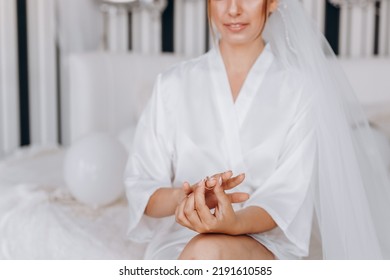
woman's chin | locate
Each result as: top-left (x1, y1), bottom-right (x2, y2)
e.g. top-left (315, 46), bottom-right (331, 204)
top-left (220, 36), bottom-right (262, 49)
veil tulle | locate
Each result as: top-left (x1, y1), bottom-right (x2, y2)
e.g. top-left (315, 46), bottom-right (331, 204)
top-left (263, 0), bottom-right (390, 259)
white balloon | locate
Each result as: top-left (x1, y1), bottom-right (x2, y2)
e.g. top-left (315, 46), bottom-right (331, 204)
top-left (64, 133), bottom-right (128, 207)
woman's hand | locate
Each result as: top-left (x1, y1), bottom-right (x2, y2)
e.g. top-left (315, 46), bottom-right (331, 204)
top-left (175, 174), bottom-right (248, 235)
top-left (180, 171), bottom-right (248, 209)
top-left (145, 171), bottom-right (246, 218)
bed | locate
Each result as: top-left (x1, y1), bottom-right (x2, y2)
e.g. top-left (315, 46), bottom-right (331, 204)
top-left (0, 52), bottom-right (184, 259)
top-left (0, 52), bottom-right (389, 259)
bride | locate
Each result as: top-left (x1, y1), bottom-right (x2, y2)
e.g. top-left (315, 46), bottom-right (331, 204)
top-left (124, 0), bottom-right (390, 259)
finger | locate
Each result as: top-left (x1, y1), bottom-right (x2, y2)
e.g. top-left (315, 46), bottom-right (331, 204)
top-left (175, 197), bottom-right (193, 229)
top-left (189, 179), bottom-right (202, 191)
top-left (223, 173), bottom-right (245, 191)
top-left (206, 170), bottom-right (233, 190)
top-left (221, 170), bottom-right (233, 181)
top-left (175, 198), bottom-right (187, 223)
top-left (182, 181), bottom-right (192, 196)
top-left (194, 179), bottom-right (216, 225)
top-left (205, 176), bottom-right (217, 190)
top-left (227, 192), bottom-right (250, 204)
top-left (213, 177), bottom-right (232, 210)
top-left (183, 191), bottom-right (203, 228)
top-left (209, 170), bottom-right (232, 181)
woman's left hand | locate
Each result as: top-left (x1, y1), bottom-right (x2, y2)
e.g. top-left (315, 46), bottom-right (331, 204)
top-left (175, 177), bottom-right (243, 235)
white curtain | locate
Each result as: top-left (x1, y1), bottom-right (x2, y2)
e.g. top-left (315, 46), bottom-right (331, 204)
top-left (0, 0), bottom-right (19, 158)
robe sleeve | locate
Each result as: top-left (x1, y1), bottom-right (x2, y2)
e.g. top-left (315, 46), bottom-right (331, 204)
top-left (124, 74), bottom-right (175, 243)
top-left (244, 86), bottom-right (317, 256)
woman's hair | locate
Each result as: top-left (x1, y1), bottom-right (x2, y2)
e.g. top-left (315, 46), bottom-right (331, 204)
top-left (207, 0), bottom-right (271, 41)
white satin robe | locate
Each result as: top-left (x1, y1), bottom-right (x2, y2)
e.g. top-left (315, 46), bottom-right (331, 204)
top-left (124, 44), bottom-right (317, 260)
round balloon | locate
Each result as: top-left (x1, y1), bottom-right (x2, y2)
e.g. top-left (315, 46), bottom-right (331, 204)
top-left (64, 133), bottom-right (128, 207)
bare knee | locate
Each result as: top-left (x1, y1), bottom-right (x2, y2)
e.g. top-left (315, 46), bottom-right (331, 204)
top-left (179, 234), bottom-right (226, 260)
top-left (178, 234), bottom-right (275, 260)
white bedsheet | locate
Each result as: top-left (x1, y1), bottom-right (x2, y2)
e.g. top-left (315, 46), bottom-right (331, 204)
top-left (0, 146), bottom-right (145, 259)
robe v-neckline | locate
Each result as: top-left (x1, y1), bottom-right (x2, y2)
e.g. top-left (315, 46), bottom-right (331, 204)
top-left (208, 43), bottom-right (274, 172)
top-left (212, 43), bottom-right (274, 126)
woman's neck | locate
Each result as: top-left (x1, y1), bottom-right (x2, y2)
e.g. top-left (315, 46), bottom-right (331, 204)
top-left (219, 39), bottom-right (265, 73)
top-left (218, 38), bottom-right (265, 102)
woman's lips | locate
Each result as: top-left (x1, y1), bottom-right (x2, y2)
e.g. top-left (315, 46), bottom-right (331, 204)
top-left (224, 23), bottom-right (248, 32)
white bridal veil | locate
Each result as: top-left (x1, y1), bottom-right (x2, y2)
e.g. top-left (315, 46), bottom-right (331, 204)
top-left (263, 0), bottom-right (390, 259)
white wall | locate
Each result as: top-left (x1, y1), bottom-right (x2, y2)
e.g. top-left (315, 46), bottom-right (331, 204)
top-left (379, 0), bottom-right (390, 55)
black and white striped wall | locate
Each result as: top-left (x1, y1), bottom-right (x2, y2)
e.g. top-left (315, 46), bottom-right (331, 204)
top-left (1, 0), bottom-right (390, 158)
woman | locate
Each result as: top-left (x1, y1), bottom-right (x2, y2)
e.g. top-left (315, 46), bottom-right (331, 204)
top-left (125, 0), bottom-right (390, 259)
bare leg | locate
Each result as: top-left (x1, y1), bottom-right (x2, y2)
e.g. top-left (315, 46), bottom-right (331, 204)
top-left (178, 233), bottom-right (275, 260)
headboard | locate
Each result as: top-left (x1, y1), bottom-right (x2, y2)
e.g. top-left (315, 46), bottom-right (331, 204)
top-left (67, 52), bottom-right (187, 145)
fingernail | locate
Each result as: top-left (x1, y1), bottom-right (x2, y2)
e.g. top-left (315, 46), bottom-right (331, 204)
top-left (218, 176), bottom-right (222, 185)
